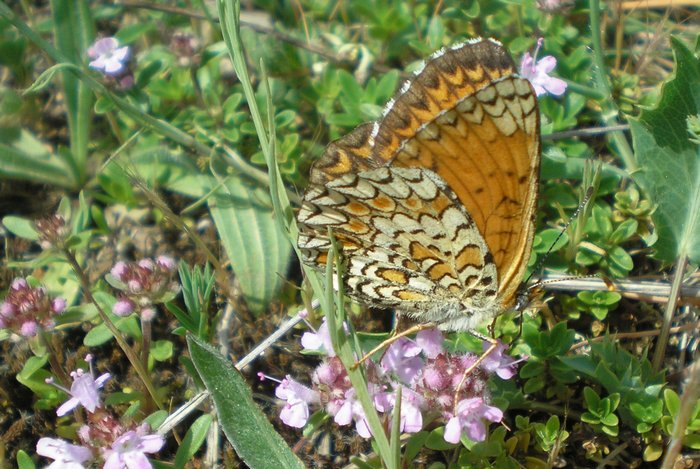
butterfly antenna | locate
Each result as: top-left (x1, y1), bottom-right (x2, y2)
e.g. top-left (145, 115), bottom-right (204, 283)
top-left (524, 186), bottom-right (595, 288)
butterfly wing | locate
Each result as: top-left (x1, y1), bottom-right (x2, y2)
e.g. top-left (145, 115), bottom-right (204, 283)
top-left (298, 38), bottom-right (540, 325)
top-left (298, 167), bottom-right (500, 329)
top-left (367, 40), bottom-right (540, 309)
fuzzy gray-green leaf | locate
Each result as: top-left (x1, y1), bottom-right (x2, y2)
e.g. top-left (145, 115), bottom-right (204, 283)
top-left (187, 335), bottom-right (305, 469)
top-left (630, 36), bottom-right (700, 263)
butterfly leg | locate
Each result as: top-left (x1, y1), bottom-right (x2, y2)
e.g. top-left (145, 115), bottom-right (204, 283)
top-left (452, 331), bottom-right (499, 414)
top-left (350, 322), bottom-right (437, 370)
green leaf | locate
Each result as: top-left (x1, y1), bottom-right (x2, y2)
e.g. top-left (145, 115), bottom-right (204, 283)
top-left (2, 215), bottom-right (39, 240)
top-left (173, 413), bottom-right (213, 469)
top-left (601, 413), bottom-right (619, 426)
top-left (187, 335), bottom-right (304, 469)
top-left (425, 427), bottom-right (460, 451)
top-left (608, 246), bottom-right (634, 274)
top-left (376, 70), bottom-right (399, 101)
top-left (338, 70), bottom-right (363, 102)
top-left (583, 386), bottom-right (601, 409)
top-left (609, 393), bottom-right (621, 411)
top-left (629, 36), bottom-right (700, 263)
top-left (94, 95), bottom-right (116, 114)
top-left (150, 340), bottom-right (174, 361)
top-left (685, 434), bottom-right (700, 449)
top-left (16, 450), bottom-right (36, 469)
top-left (643, 442), bottom-right (663, 461)
top-left (16, 355), bottom-right (59, 400)
top-left (404, 431), bottom-right (430, 462)
top-left (520, 361), bottom-right (544, 379)
top-left (602, 424), bottom-right (619, 437)
top-left (637, 422), bottom-right (652, 433)
top-left (51, 0), bottom-right (94, 186)
top-left (581, 412), bottom-right (598, 424)
top-left (84, 315), bottom-right (141, 346)
top-left (534, 228), bottom-right (569, 253)
top-left (610, 219), bottom-right (638, 244)
top-left (116, 22), bottom-right (155, 43)
top-left (545, 415), bottom-right (560, 435)
top-left (664, 388), bottom-right (680, 416)
top-left (524, 375), bottom-right (545, 394)
top-left (145, 410), bottom-right (169, 431)
top-left (0, 128), bottom-right (78, 189)
top-left (208, 171), bottom-right (292, 315)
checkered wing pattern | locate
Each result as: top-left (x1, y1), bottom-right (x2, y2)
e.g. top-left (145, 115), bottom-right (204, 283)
top-left (298, 38), bottom-right (540, 330)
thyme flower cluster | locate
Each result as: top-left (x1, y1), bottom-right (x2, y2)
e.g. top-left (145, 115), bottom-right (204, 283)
top-left (109, 256), bottom-right (178, 320)
top-left (270, 319), bottom-right (525, 444)
top-left (0, 278), bottom-right (66, 337)
top-left (38, 355), bottom-right (164, 468)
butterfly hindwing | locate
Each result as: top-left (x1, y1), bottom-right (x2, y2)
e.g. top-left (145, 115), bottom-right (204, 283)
top-left (299, 167), bottom-right (500, 325)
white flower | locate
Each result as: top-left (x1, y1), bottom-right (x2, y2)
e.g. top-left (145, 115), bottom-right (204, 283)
top-left (88, 37), bottom-right (130, 76)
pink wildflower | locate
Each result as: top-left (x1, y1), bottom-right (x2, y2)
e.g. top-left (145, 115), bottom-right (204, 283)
top-left (520, 38), bottom-right (567, 97)
top-left (275, 376), bottom-right (320, 428)
top-left (107, 257), bottom-right (179, 315)
top-left (301, 318), bottom-right (335, 356)
top-left (50, 355), bottom-right (111, 416)
top-left (480, 341), bottom-right (526, 380)
top-left (375, 386), bottom-right (424, 434)
top-left (112, 298), bottom-right (136, 317)
top-left (381, 337), bottom-right (423, 383)
top-left (101, 424), bottom-right (164, 469)
top-left (415, 328), bottom-right (444, 359)
top-left (444, 397), bottom-right (504, 444)
top-left (36, 437), bottom-right (93, 468)
top-left (35, 214), bottom-right (69, 249)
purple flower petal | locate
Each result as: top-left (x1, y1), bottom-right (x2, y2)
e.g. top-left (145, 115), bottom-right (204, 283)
top-left (519, 43), bottom-right (567, 97)
top-left (122, 451), bottom-right (152, 469)
top-left (280, 398), bottom-right (309, 428)
top-left (55, 365), bottom-right (109, 416)
top-left (20, 321), bottom-right (39, 337)
top-left (301, 319), bottom-right (335, 356)
top-left (381, 337), bottom-right (423, 383)
top-left (52, 298), bottom-right (67, 314)
top-left (416, 329), bottom-right (444, 358)
top-left (36, 437), bottom-right (92, 467)
top-left (103, 426), bottom-right (164, 469)
top-left (56, 397), bottom-right (81, 417)
top-left (355, 415), bottom-right (372, 438)
top-left (481, 341), bottom-right (520, 380)
top-left (87, 37), bottom-right (131, 77)
top-left (465, 418), bottom-right (486, 441)
top-left (444, 417), bottom-right (462, 444)
top-left (334, 400), bottom-right (353, 425)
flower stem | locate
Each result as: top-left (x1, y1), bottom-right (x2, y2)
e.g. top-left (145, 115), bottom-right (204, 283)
top-left (39, 330), bottom-right (70, 387)
top-left (141, 317), bottom-right (152, 374)
top-left (62, 248), bottom-right (163, 410)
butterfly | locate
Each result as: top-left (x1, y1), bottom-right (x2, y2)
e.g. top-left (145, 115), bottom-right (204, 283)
top-left (297, 38), bottom-right (540, 331)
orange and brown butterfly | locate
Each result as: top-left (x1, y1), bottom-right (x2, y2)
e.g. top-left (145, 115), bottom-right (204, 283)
top-left (297, 38), bottom-right (540, 331)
